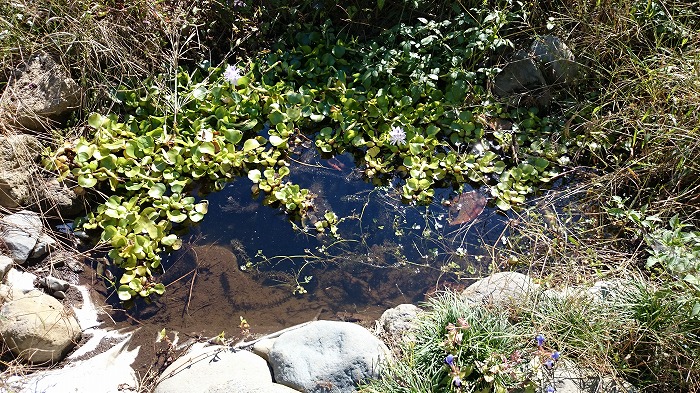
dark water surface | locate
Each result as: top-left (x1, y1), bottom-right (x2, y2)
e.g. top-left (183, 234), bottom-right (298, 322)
top-left (108, 151), bottom-right (510, 370)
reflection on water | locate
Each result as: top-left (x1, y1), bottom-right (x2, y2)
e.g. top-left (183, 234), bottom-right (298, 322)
top-left (118, 150), bottom-right (510, 340)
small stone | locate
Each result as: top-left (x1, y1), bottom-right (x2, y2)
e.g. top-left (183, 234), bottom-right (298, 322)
top-left (0, 210), bottom-right (43, 264)
top-left (375, 304), bottom-right (422, 344)
top-left (52, 290), bottom-right (66, 300)
top-left (30, 233), bottom-right (57, 259)
top-left (0, 255), bottom-right (13, 282)
top-left (462, 272), bottom-right (538, 305)
top-left (39, 276), bottom-right (70, 293)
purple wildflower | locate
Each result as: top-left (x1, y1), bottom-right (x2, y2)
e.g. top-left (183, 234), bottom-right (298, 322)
top-left (546, 387), bottom-right (555, 393)
top-left (536, 333), bottom-right (545, 347)
top-left (544, 359), bottom-right (554, 369)
top-left (452, 376), bottom-right (462, 387)
top-left (445, 354), bottom-right (455, 366)
top-left (551, 351), bottom-right (561, 361)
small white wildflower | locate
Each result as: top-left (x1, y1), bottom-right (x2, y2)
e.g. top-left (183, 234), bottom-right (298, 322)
top-left (223, 64), bottom-right (242, 85)
top-left (197, 128), bottom-right (214, 142)
top-left (388, 125), bottom-right (406, 145)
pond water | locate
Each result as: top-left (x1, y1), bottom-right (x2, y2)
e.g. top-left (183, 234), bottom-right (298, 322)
top-left (104, 148), bottom-right (511, 364)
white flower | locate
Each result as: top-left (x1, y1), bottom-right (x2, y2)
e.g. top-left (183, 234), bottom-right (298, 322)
top-left (223, 64), bottom-right (242, 85)
top-left (388, 125), bottom-right (406, 145)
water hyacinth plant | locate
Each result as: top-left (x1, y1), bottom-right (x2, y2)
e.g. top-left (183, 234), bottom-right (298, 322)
top-left (47, 1), bottom-right (571, 300)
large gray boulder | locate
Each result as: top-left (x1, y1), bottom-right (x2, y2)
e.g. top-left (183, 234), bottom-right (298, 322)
top-left (462, 271), bottom-right (538, 305)
top-left (12, 337), bottom-right (139, 393)
top-left (0, 52), bottom-right (80, 131)
top-left (0, 289), bottom-right (81, 363)
top-left (155, 344), bottom-right (275, 393)
top-left (492, 50), bottom-right (551, 107)
top-left (268, 320), bottom-right (390, 393)
top-left (531, 35), bottom-right (579, 86)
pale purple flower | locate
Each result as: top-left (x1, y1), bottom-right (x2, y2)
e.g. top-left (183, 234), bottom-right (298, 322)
top-left (546, 387), bottom-right (555, 393)
top-left (232, 0), bottom-right (246, 7)
top-left (445, 354), bottom-right (455, 366)
top-left (544, 359), bottom-right (554, 369)
top-left (223, 64), bottom-right (242, 85)
top-left (388, 125), bottom-right (406, 145)
top-left (536, 333), bottom-right (545, 347)
top-left (551, 351), bottom-right (560, 360)
top-left (452, 376), bottom-right (462, 387)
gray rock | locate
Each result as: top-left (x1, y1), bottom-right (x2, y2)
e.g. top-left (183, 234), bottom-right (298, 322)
top-left (0, 210), bottom-right (43, 264)
top-left (493, 50), bottom-right (551, 107)
top-left (0, 135), bottom-right (82, 214)
top-left (540, 359), bottom-right (638, 393)
top-left (375, 304), bottom-right (422, 344)
top-left (155, 345), bottom-right (273, 393)
top-left (252, 337), bottom-right (277, 362)
top-left (0, 51), bottom-right (80, 131)
top-left (52, 290), bottom-right (66, 300)
top-left (13, 337), bottom-right (139, 393)
top-left (36, 178), bottom-right (84, 217)
top-left (29, 232), bottom-right (56, 259)
top-left (39, 276), bottom-right (70, 293)
top-left (0, 135), bottom-right (43, 209)
top-left (0, 255), bottom-right (13, 281)
top-left (531, 35), bottom-right (579, 86)
top-left (45, 250), bottom-right (85, 273)
top-left (206, 380), bottom-right (301, 393)
top-left (4, 268), bottom-right (38, 294)
top-left (0, 289), bottom-right (81, 363)
top-left (268, 320), bottom-right (390, 393)
top-left (462, 272), bottom-right (538, 305)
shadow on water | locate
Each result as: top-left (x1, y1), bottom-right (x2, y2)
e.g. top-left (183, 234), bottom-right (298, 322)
top-left (110, 149), bottom-right (512, 350)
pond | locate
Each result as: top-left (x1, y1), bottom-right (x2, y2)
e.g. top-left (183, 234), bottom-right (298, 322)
top-left (103, 147), bottom-right (510, 360)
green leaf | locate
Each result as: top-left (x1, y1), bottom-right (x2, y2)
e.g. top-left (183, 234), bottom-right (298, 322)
top-left (195, 200), bottom-right (209, 214)
top-left (243, 139), bottom-right (261, 152)
top-left (269, 110), bottom-right (286, 125)
top-left (78, 175), bottom-right (97, 188)
top-left (117, 285), bottom-right (133, 301)
top-left (198, 142), bottom-right (216, 155)
top-left (223, 129), bottom-right (243, 144)
top-left (332, 45), bottom-right (346, 58)
top-left (88, 113), bottom-right (105, 129)
top-left (161, 234), bottom-right (177, 245)
top-left (248, 169), bottom-right (262, 183)
top-left (153, 283), bottom-right (166, 295)
top-left (167, 209), bottom-right (188, 223)
top-left (148, 183), bottom-right (166, 199)
top-left (101, 225), bottom-right (118, 242)
top-left (269, 135), bottom-right (285, 147)
top-left (286, 92), bottom-right (302, 104)
top-left (496, 198), bottom-right (511, 211)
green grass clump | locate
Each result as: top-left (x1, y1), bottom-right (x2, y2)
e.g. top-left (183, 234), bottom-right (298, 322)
top-left (362, 283), bottom-right (700, 393)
